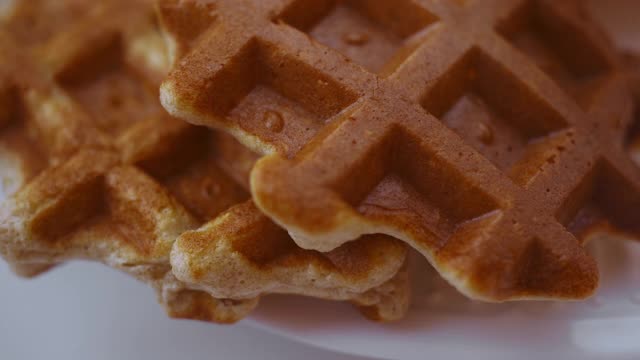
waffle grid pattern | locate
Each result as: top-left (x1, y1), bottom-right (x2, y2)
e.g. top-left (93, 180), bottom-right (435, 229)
top-left (0, 0), bottom-right (408, 323)
top-left (162, 0), bottom-right (640, 300)
top-left (0, 0), bottom-right (263, 323)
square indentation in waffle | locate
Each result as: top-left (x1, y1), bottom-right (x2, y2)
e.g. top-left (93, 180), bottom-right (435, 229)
top-left (26, 152), bottom-right (111, 244)
top-left (278, 0), bottom-right (437, 74)
top-left (210, 40), bottom-right (359, 156)
top-left (0, 84), bottom-right (47, 197)
top-left (422, 48), bottom-right (569, 185)
top-left (627, 106), bottom-right (640, 164)
top-left (128, 126), bottom-right (251, 223)
top-left (358, 154), bottom-right (502, 244)
top-left (556, 160), bottom-right (640, 238)
top-left (326, 122), bottom-right (502, 245)
top-left (496, 0), bottom-right (611, 108)
top-left (56, 32), bottom-right (162, 137)
top-left (0, 83), bottom-right (17, 130)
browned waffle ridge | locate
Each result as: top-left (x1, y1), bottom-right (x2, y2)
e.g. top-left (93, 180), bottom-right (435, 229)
top-left (161, 0), bottom-right (640, 301)
top-left (0, 0), bottom-right (409, 323)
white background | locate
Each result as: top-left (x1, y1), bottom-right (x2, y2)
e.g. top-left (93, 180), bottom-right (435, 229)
top-left (0, 261), bottom-right (367, 360)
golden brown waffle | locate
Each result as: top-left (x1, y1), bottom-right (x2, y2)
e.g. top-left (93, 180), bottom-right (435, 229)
top-left (161, 126), bottom-right (409, 321)
top-left (155, 1), bottom-right (410, 320)
top-left (0, 0), bottom-right (256, 324)
top-left (161, 0), bottom-right (640, 301)
top-left (0, 0), bottom-right (409, 323)
top-left (625, 53), bottom-right (640, 98)
top-left (625, 53), bottom-right (640, 164)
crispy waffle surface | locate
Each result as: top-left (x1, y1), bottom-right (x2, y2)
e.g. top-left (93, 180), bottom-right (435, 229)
top-left (625, 53), bottom-right (640, 176)
top-left (160, 0), bottom-right (640, 302)
top-left (0, 0), bottom-right (410, 323)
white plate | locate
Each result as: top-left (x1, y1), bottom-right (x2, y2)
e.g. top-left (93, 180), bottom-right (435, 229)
top-left (0, 261), bottom-right (365, 360)
top-left (1, 1), bottom-right (639, 360)
top-left (249, 240), bottom-right (640, 360)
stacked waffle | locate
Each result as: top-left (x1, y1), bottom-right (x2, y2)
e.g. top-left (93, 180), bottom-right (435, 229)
top-left (0, 0), bottom-right (639, 324)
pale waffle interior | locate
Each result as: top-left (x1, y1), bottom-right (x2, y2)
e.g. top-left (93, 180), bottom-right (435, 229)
top-left (161, 0), bottom-right (640, 302)
top-left (0, 0), bottom-right (409, 323)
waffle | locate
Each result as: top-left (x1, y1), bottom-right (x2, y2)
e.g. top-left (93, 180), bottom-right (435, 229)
top-left (164, 130), bottom-right (409, 321)
top-left (626, 53), bottom-right (640, 164)
top-left (0, 0), bottom-right (409, 323)
top-left (161, 0), bottom-right (640, 301)
top-left (626, 53), bottom-right (640, 98)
